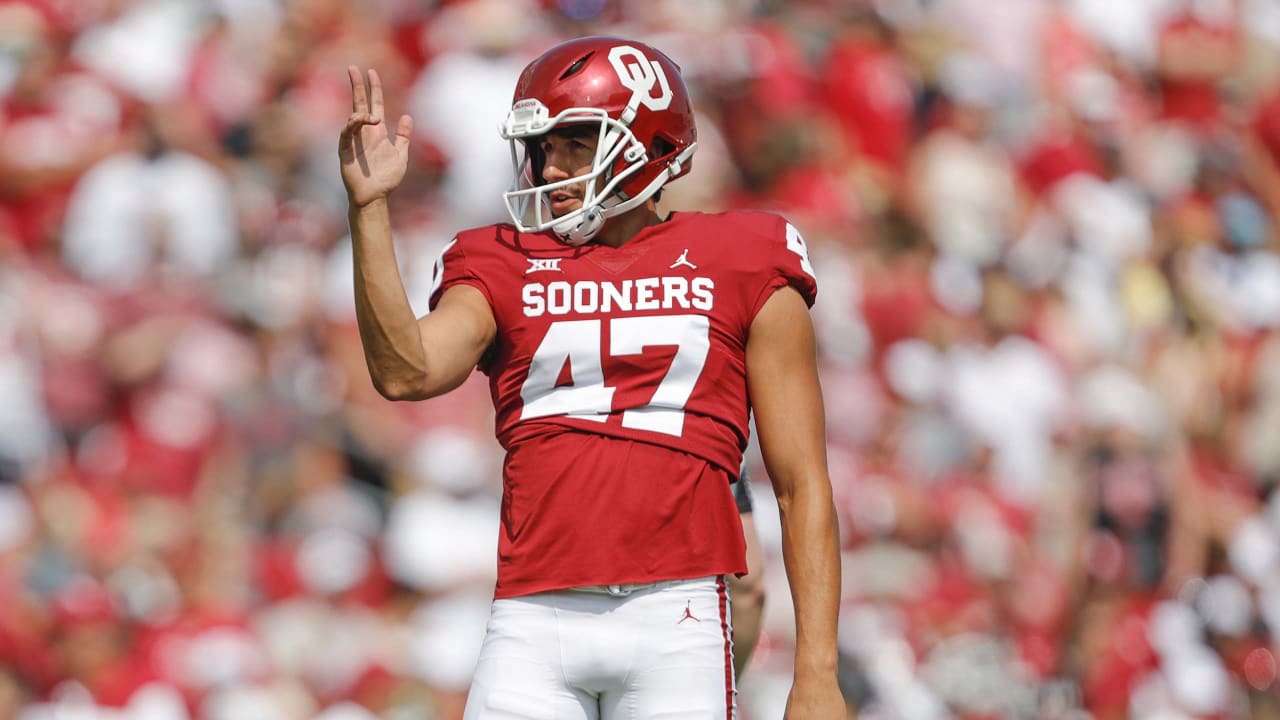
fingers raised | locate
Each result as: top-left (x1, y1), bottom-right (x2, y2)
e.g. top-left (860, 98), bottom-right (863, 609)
top-left (368, 68), bottom-right (385, 121)
top-left (348, 65), bottom-right (369, 114)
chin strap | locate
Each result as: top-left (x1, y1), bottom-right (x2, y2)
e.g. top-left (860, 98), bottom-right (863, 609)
top-left (552, 206), bottom-right (605, 246)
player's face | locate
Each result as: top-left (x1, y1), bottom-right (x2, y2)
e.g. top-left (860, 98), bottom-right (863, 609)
top-left (539, 127), bottom-right (599, 217)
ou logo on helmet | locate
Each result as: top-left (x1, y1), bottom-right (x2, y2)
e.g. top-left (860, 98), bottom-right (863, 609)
top-left (608, 45), bottom-right (673, 112)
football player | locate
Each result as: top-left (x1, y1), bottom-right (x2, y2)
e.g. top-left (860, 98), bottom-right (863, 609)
top-left (340, 36), bottom-right (844, 719)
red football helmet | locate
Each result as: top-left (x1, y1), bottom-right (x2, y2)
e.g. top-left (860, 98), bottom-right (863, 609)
top-left (500, 36), bottom-right (697, 245)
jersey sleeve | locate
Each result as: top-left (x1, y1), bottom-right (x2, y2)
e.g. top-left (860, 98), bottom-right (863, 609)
top-left (426, 236), bottom-right (494, 312)
top-left (747, 215), bottom-right (819, 320)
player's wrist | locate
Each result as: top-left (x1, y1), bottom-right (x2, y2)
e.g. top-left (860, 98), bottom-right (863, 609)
top-left (792, 648), bottom-right (839, 677)
top-left (349, 194), bottom-right (391, 214)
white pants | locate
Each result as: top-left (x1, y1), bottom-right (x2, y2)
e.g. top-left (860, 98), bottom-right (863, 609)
top-left (464, 576), bottom-right (737, 719)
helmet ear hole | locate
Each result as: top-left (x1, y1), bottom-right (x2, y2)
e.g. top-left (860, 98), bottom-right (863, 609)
top-left (649, 136), bottom-right (676, 162)
top-left (647, 138), bottom-right (677, 204)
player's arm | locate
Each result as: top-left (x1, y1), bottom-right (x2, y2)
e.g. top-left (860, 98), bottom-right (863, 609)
top-left (746, 286), bottom-right (845, 719)
top-left (341, 66), bottom-right (496, 400)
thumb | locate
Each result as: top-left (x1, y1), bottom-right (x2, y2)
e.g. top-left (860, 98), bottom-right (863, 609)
top-left (393, 114), bottom-right (413, 152)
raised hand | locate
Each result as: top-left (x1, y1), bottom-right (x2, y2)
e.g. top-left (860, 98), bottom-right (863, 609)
top-left (339, 66), bottom-right (414, 208)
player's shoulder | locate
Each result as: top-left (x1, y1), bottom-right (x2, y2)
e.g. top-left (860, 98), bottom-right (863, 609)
top-left (667, 210), bottom-right (798, 265)
top-left (675, 210), bottom-right (818, 306)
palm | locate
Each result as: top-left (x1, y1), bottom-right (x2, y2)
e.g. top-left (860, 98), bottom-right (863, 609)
top-left (339, 66), bottom-right (414, 207)
top-left (341, 119), bottom-right (406, 205)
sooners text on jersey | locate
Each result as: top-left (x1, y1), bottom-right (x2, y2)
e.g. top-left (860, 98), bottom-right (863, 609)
top-left (428, 211), bottom-right (817, 597)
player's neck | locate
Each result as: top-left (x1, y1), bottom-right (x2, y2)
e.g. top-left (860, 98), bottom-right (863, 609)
top-left (594, 204), bottom-right (662, 249)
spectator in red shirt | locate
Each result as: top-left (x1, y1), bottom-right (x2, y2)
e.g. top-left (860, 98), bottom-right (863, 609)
top-left (1156, 3), bottom-right (1239, 133)
top-left (820, 8), bottom-right (916, 183)
top-left (0, 3), bottom-right (134, 253)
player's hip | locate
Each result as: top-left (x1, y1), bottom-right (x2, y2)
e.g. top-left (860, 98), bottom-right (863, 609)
top-left (473, 575), bottom-right (736, 700)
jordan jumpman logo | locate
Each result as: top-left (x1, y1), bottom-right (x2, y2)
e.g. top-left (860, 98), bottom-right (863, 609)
top-left (669, 248), bottom-right (696, 270)
top-left (678, 600), bottom-right (701, 624)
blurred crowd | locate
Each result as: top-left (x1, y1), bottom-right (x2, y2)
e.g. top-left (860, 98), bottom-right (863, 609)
top-left (3, 0), bottom-right (1280, 718)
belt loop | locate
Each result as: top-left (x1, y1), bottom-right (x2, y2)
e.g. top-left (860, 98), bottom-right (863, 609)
top-left (607, 584), bottom-right (625, 596)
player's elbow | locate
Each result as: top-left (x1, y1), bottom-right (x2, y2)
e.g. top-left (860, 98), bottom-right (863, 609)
top-left (772, 470), bottom-right (837, 519)
top-left (372, 374), bottom-right (428, 401)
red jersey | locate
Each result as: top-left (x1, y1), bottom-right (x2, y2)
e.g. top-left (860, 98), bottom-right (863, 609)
top-left (428, 210), bottom-right (817, 598)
